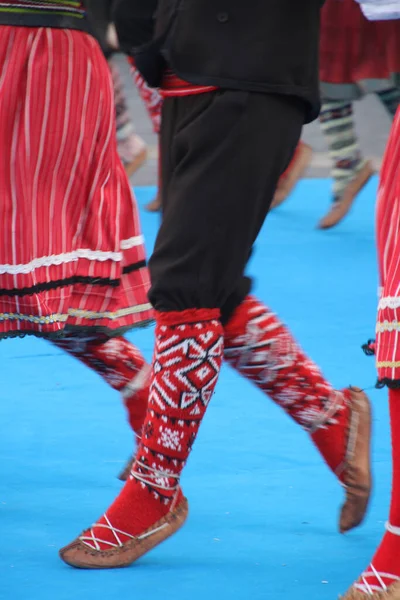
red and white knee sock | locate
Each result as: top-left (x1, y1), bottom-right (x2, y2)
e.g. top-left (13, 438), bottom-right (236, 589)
top-left (224, 296), bottom-right (350, 478)
top-left (51, 336), bottom-right (150, 435)
top-left (129, 60), bottom-right (162, 135)
top-left (78, 309), bottom-right (224, 549)
top-left (352, 389), bottom-right (400, 595)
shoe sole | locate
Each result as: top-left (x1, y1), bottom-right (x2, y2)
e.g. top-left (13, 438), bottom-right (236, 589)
top-left (59, 497), bottom-right (189, 569)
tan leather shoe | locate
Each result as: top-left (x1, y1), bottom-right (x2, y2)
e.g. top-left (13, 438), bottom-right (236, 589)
top-left (336, 387), bottom-right (372, 534)
top-left (317, 161), bottom-right (374, 230)
top-left (121, 389), bottom-right (372, 533)
top-left (341, 580), bottom-right (400, 599)
top-left (270, 142), bottom-right (313, 209)
top-left (119, 389), bottom-right (371, 536)
top-left (59, 495), bottom-right (188, 569)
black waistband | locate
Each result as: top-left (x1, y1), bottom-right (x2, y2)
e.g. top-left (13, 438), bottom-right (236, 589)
top-left (0, 12), bottom-right (88, 32)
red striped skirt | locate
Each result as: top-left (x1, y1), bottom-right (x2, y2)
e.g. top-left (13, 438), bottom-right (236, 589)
top-left (0, 26), bottom-right (153, 340)
top-left (375, 108), bottom-right (400, 384)
top-left (320, 0), bottom-right (400, 96)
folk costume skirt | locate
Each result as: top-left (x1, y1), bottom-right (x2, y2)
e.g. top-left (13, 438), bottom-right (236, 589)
top-left (375, 109), bottom-right (400, 386)
top-left (0, 26), bottom-right (153, 340)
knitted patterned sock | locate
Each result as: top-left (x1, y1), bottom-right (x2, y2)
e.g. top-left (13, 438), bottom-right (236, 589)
top-left (51, 336), bottom-right (150, 435)
top-left (224, 296), bottom-right (350, 477)
top-left (78, 309), bottom-right (224, 550)
top-left (108, 58), bottom-right (138, 165)
top-left (377, 87), bottom-right (400, 119)
top-left (351, 388), bottom-right (400, 595)
top-left (129, 60), bottom-right (162, 135)
top-left (319, 100), bottom-right (367, 202)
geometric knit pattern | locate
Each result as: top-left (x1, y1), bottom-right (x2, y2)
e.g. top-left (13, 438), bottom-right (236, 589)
top-left (52, 335), bottom-right (150, 434)
top-left (109, 58), bottom-right (139, 166)
top-left (224, 296), bottom-right (346, 433)
top-left (130, 62), bottom-right (163, 135)
top-left (52, 335), bottom-right (147, 392)
top-left (136, 312), bottom-right (224, 499)
top-left (79, 310), bottom-right (224, 550)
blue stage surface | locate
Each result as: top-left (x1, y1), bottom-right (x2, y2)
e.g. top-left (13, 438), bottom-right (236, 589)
top-left (0, 178), bottom-right (389, 600)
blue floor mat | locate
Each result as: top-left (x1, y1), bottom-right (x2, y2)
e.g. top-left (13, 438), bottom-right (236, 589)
top-left (0, 177), bottom-right (390, 600)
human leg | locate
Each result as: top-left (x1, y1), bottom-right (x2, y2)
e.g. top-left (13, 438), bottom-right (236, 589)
top-left (341, 108), bottom-right (400, 600)
top-left (318, 99), bottom-right (373, 229)
top-left (59, 90), bottom-right (304, 568)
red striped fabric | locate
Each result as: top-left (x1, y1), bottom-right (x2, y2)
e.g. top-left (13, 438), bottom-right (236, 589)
top-left (320, 0), bottom-right (400, 85)
top-left (375, 108), bottom-right (400, 383)
top-left (0, 27), bottom-right (153, 340)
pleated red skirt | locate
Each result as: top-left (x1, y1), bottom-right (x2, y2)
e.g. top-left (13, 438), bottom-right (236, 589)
top-left (0, 26), bottom-right (153, 340)
top-left (320, 0), bottom-right (400, 92)
top-left (375, 108), bottom-right (400, 385)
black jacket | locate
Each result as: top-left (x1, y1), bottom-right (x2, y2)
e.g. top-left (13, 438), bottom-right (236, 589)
top-left (85, 0), bottom-right (113, 56)
top-left (113, 0), bottom-right (325, 122)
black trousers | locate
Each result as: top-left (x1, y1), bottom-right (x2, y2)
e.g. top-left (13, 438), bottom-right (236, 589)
top-left (148, 90), bottom-right (305, 324)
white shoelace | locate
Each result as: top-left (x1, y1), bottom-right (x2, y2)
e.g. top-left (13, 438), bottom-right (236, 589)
top-left (79, 461), bottom-right (180, 550)
top-left (353, 523), bottom-right (400, 595)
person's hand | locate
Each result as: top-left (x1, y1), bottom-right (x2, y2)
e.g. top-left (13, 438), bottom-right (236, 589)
top-left (106, 23), bottom-right (120, 50)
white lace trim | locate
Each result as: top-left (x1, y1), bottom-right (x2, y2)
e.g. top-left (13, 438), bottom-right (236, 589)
top-left (68, 303), bottom-right (152, 321)
top-left (0, 312), bottom-right (67, 325)
top-left (0, 235), bottom-right (144, 275)
top-left (379, 297), bottom-right (400, 310)
top-left (120, 235), bottom-right (144, 250)
top-left (356, 0), bottom-right (400, 21)
top-left (376, 320), bottom-right (400, 333)
top-left (0, 302), bottom-right (152, 325)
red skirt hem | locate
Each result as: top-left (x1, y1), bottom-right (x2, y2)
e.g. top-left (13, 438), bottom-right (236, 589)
top-left (320, 0), bottom-right (400, 85)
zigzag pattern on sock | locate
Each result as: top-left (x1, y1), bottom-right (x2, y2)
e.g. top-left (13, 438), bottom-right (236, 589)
top-left (79, 310), bottom-right (224, 550)
top-left (224, 296), bottom-right (346, 431)
top-left (224, 296), bottom-right (350, 478)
